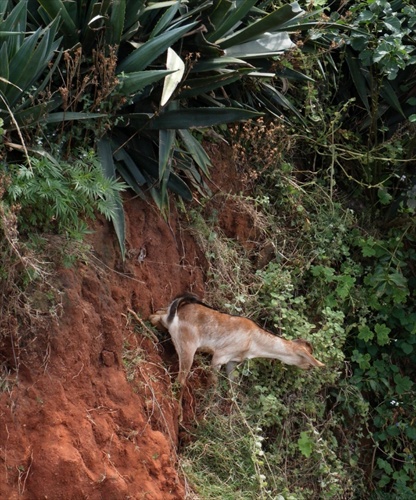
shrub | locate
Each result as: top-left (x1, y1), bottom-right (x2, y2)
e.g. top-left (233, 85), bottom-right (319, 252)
top-left (3, 149), bottom-right (125, 237)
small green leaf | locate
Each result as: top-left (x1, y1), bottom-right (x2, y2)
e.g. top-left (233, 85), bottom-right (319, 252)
top-left (388, 271), bottom-right (407, 289)
top-left (375, 323), bottom-right (390, 346)
top-left (400, 342), bottom-right (413, 355)
top-left (351, 350), bottom-right (371, 370)
top-left (335, 275), bottom-right (355, 299)
top-left (405, 426), bottom-right (416, 440)
top-left (378, 188), bottom-right (392, 205)
top-left (377, 458), bottom-right (393, 475)
top-left (358, 325), bottom-right (373, 342)
top-left (297, 431), bottom-right (313, 458)
top-left (360, 240), bottom-right (377, 257)
top-left (394, 374), bottom-right (413, 395)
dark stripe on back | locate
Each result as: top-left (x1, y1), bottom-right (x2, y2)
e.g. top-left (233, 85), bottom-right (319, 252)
top-left (167, 293), bottom-right (207, 323)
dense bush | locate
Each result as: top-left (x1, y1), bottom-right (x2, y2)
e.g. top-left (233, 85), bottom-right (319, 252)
top-left (180, 109), bottom-right (415, 497)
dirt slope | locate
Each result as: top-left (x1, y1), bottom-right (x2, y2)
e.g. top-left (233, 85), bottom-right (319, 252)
top-left (0, 143), bottom-right (245, 499)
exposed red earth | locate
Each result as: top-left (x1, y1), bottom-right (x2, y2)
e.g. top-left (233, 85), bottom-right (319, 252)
top-left (0, 142), bottom-right (258, 499)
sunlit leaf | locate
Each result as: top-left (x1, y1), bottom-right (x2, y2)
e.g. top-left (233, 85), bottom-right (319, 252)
top-left (225, 32), bottom-right (295, 58)
top-left (219, 2), bottom-right (303, 49)
top-left (161, 48), bottom-right (185, 107)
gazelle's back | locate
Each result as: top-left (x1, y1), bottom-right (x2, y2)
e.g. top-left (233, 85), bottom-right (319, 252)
top-left (175, 304), bottom-right (254, 356)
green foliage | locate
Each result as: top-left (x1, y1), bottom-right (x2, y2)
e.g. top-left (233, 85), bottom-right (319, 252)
top-left (348, 227), bottom-right (416, 494)
top-left (346, 0), bottom-right (416, 81)
top-left (297, 431), bottom-right (314, 458)
top-left (181, 409), bottom-right (269, 499)
top-left (0, 0), bottom-right (318, 214)
top-left (3, 149), bottom-right (125, 237)
top-left (182, 189), bottom-right (363, 497)
top-left (181, 112), bottom-right (415, 497)
top-left (321, 0), bottom-right (416, 134)
top-left (0, 2), bottom-right (62, 125)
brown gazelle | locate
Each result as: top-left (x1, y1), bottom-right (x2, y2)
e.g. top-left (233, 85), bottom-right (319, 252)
top-left (149, 294), bottom-right (325, 412)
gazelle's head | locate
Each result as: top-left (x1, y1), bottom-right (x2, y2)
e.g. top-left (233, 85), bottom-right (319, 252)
top-left (292, 339), bottom-right (325, 369)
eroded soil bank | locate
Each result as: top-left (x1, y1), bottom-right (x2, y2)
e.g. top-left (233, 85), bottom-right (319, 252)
top-left (0, 143), bottom-right (249, 499)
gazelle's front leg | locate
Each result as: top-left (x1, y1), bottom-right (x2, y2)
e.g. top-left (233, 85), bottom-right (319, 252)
top-left (149, 308), bottom-right (168, 331)
top-left (172, 337), bottom-right (198, 422)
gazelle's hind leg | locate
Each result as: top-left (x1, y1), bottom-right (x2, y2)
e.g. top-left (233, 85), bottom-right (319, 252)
top-left (225, 361), bottom-right (239, 381)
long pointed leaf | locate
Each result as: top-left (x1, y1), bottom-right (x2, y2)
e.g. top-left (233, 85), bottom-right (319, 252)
top-left (380, 80), bottom-right (405, 117)
top-left (345, 47), bottom-right (370, 112)
top-left (117, 113), bottom-right (154, 130)
top-left (207, 0), bottom-right (257, 43)
top-left (225, 32), bottom-right (295, 58)
top-left (0, 44), bottom-right (9, 95)
top-left (166, 171), bottom-right (193, 200)
top-left (115, 162), bottom-right (146, 198)
top-left (107, 0), bottom-right (126, 46)
top-left (220, 2), bottom-right (303, 49)
top-left (177, 69), bottom-right (251, 99)
top-left (177, 129), bottom-right (211, 176)
top-left (14, 48), bottom-right (63, 110)
top-left (276, 66), bottom-right (314, 82)
top-left (7, 96), bottom-right (62, 128)
top-left (117, 22), bottom-right (197, 73)
top-left (6, 23), bottom-right (60, 106)
top-left (261, 82), bottom-right (308, 126)
top-left (0, 1), bottom-right (27, 51)
top-left (150, 0), bottom-right (181, 38)
top-left (206, 0), bottom-right (233, 33)
top-left (97, 138), bottom-right (126, 260)
top-left (116, 70), bottom-right (174, 96)
top-left (113, 148), bottom-right (147, 186)
top-left (192, 57), bottom-right (253, 72)
top-left (41, 112), bottom-right (106, 123)
top-left (142, 107), bottom-right (263, 129)
top-left (159, 128), bottom-right (175, 179)
top-left (38, 0), bottom-right (78, 46)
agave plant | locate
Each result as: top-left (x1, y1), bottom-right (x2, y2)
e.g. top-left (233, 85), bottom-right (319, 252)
top-left (1, 0), bottom-right (322, 256)
top-left (0, 2), bottom-right (61, 129)
top-left (0, 2), bottom-right (108, 147)
top-left (19, 1), bottom-right (315, 195)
